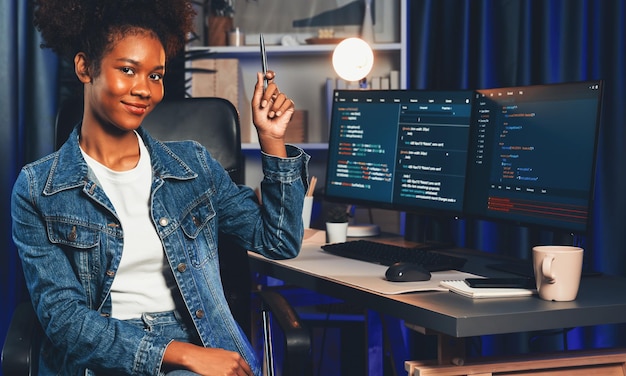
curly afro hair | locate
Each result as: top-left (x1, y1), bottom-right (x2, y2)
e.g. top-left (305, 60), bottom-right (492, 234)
top-left (33, 0), bottom-right (196, 67)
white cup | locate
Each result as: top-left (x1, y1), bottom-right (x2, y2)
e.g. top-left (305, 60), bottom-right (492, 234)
top-left (532, 245), bottom-right (584, 301)
top-left (302, 196), bottom-right (313, 229)
top-left (326, 222), bottom-right (348, 244)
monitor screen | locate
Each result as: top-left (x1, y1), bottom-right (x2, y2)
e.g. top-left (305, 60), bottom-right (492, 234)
top-left (463, 81), bottom-right (603, 234)
top-left (324, 89), bottom-right (474, 215)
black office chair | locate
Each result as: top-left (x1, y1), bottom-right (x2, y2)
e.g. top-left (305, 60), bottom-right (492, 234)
top-left (2, 96), bottom-right (312, 376)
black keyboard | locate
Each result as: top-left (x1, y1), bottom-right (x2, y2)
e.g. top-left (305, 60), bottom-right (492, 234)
top-left (321, 240), bottom-right (467, 272)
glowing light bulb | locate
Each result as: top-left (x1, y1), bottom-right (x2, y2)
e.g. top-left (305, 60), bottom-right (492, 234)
top-left (332, 37), bottom-right (374, 82)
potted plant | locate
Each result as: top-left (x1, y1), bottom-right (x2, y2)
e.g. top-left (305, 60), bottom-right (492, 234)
top-left (325, 204), bottom-right (351, 244)
top-left (209, 0), bottom-right (236, 17)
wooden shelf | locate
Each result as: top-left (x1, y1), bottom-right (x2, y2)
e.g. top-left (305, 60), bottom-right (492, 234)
top-left (188, 43), bottom-right (402, 57)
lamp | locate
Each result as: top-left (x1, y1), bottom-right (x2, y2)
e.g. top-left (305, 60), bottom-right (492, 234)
top-left (332, 37), bottom-right (374, 84)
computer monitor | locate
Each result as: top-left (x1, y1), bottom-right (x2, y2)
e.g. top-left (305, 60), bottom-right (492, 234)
top-left (463, 80), bottom-right (603, 235)
top-left (324, 89), bottom-right (474, 216)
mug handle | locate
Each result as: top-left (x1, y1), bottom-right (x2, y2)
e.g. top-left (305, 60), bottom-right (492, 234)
top-left (542, 255), bottom-right (556, 283)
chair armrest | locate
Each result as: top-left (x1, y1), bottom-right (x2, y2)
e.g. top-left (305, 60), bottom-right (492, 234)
top-left (256, 289), bottom-right (312, 376)
top-left (2, 301), bottom-right (41, 376)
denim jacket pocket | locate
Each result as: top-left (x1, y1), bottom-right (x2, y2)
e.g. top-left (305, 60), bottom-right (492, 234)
top-left (46, 219), bottom-right (102, 295)
top-left (180, 197), bottom-right (217, 267)
top-left (46, 219), bottom-right (100, 249)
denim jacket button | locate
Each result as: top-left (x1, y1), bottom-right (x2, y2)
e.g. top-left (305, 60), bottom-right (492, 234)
top-left (195, 309), bottom-right (205, 319)
top-left (159, 217), bottom-right (169, 226)
top-left (177, 263), bottom-right (187, 273)
top-left (106, 270), bottom-right (115, 277)
top-left (68, 226), bottom-right (78, 241)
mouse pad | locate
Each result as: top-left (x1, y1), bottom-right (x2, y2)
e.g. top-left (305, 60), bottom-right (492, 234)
top-left (339, 270), bottom-right (482, 295)
top-left (253, 230), bottom-right (483, 295)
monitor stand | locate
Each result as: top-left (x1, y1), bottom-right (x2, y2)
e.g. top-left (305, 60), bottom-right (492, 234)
top-left (347, 223), bottom-right (380, 237)
top-left (403, 213), bottom-right (455, 244)
top-left (346, 206), bottom-right (380, 237)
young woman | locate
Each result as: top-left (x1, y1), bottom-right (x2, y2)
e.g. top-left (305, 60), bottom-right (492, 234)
top-left (11, 0), bottom-right (308, 375)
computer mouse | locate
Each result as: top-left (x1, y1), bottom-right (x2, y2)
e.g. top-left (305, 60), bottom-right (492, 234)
top-left (385, 262), bottom-right (432, 282)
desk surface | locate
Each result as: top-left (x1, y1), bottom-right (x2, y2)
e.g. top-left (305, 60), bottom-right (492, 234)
top-left (249, 230), bottom-right (626, 338)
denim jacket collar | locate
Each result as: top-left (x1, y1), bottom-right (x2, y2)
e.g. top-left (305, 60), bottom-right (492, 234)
top-left (44, 126), bottom-right (197, 196)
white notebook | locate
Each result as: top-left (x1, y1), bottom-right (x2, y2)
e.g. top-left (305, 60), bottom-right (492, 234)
top-left (440, 279), bottom-right (536, 299)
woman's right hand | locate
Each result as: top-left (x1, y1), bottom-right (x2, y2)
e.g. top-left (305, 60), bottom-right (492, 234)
top-left (163, 341), bottom-right (253, 376)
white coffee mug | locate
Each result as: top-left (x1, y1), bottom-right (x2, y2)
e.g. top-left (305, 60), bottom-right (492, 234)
top-left (532, 245), bottom-right (584, 301)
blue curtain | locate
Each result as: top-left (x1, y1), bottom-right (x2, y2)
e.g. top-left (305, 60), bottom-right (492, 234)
top-left (0, 0), bottom-right (58, 365)
top-left (407, 0), bottom-right (626, 354)
top-left (409, 0), bottom-right (626, 275)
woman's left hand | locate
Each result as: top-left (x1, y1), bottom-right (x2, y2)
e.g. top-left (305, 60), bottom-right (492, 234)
top-left (251, 70), bottom-right (294, 157)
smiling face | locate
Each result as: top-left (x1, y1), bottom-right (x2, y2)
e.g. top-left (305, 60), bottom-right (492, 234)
top-left (77, 29), bottom-right (166, 134)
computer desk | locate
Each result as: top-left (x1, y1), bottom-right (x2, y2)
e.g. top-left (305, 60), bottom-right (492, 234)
top-left (248, 229), bottom-right (626, 373)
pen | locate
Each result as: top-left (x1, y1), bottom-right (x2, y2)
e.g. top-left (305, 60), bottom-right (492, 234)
top-left (260, 33), bottom-right (268, 90)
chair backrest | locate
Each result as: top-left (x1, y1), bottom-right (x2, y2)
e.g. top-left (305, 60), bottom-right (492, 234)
top-left (142, 97), bottom-right (245, 185)
top-left (55, 96), bottom-right (251, 334)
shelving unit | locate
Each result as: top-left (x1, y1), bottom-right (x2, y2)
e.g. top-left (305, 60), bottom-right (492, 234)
top-left (187, 0), bottom-right (407, 200)
top-left (188, 1), bottom-right (407, 147)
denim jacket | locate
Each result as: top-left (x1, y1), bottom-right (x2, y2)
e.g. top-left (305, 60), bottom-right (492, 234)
top-left (11, 126), bottom-right (309, 375)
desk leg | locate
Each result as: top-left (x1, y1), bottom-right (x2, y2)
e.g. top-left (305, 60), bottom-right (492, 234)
top-left (382, 314), bottom-right (413, 374)
top-left (368, 312), bottom-right (416, 375)
top-left (405, 323), bottom-right (466, 366)
top-left (437, 333), bottom-right (466, 366)
top-left (367, 310), bottom-right (384, 375)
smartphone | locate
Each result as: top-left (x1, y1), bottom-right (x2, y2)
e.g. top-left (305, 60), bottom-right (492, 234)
top-left (260, 33), bottom-right (268, 90)
top-left (465, 277), bottom-right (535, 289)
